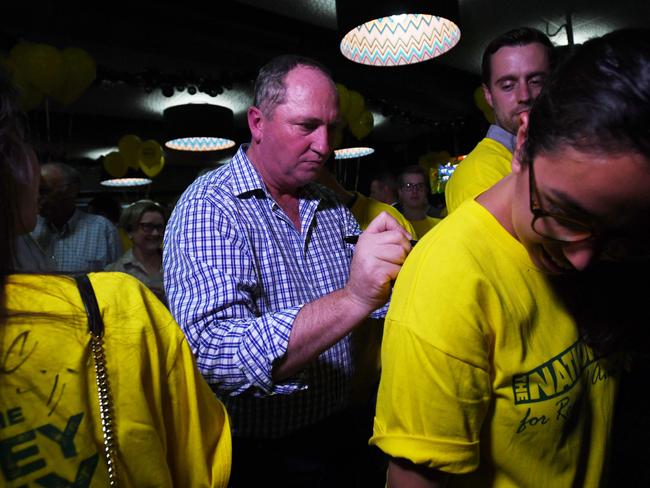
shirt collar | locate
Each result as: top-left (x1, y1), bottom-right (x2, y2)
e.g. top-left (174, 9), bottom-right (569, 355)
top-left (486, 124), bottom-right (516, 153)
top-left (227, 144), bottom-right (319, 201)
top-left (229, 144), bottom-right (268, 197)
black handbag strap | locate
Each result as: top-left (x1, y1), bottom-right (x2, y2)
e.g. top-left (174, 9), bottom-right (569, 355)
top-left (73, 273), bottom-right (119, 486)
top-left (74, 274), bottom-right (104, 337)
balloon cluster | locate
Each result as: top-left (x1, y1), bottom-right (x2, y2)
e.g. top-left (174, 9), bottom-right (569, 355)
top-left (0, 41), bottom-right (96, 111)
top-left (335, 83), bottom-right (374, 144)
top-left (418, 150), bottom-right (452, 194)
top-left (103, 135), bottom-right (165, 178)
top-left (473, 86), bottom-right (495, 124)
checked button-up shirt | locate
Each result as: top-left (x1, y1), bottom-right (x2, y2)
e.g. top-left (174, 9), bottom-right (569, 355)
top-left (164, 145), bottom-right (366, 438)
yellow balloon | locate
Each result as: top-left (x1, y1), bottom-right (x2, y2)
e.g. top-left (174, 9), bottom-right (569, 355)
top-left (118, 134), bottom-right (142, 169)
top-left (346, 90), bottom-right (365, 125)
top-left (103, 151), bottom-right (127, 178)
top-left (349, 109), bottom-right (373, 140)
top-left (473, 86), bottom-right (495, 124)
top-left (139, 140), bottom-right (163, 169)
top-left (336, 83), bottom-right (350, 119)
top-left (10, 42), bottom-right (66, 95)
top-left (140, 155), bottom-right (165, 178)
top-left (53, 47), bottom-right (97, 105)
top-left (10, 66), bottom-right (44, 111)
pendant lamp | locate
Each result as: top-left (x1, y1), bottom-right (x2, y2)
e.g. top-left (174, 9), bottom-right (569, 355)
top-left (337, 0), bottom-right (461, 67)
top-left (163, 104), bottom-right (236, 151)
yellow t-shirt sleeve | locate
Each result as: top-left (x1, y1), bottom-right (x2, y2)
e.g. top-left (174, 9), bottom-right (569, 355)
top-left (371, 231), bottom-right (494, 474)
top-left (166, 338), bottom-right (232, 488)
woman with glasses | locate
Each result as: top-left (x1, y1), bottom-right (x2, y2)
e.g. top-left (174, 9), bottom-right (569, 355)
top-left (106, 200), bottom-right (167, 303)
top-left (371, 28), bottom-right (650, 487)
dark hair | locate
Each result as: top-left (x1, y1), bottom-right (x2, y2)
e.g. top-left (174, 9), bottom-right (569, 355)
top-left (397, 165), bottom-right (428, 188)
top-left (0, 69), bottom-right (31, 280)
top-left (481, 27), bottom-right (554, 86)
top-left (120, 200), bottom-right (167, 233)
top-left (253, 54), bottom-right (332, 116)
top-left (524, 28), bottom-right (650, 165)
top-left (371, 171), bottom-right (398, 192)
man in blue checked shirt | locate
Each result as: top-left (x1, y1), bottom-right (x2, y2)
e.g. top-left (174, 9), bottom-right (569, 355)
top-left (164, 54), bottom-right (412, 487)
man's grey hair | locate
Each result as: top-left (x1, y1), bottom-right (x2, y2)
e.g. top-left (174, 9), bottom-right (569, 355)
top-left (253, 54), bottom-right (333, 117)
top-left (44, 162), bottom-right (81, 190)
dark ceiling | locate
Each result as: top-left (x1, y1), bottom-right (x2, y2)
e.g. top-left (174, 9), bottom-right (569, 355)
top-left (1, 1), bottom-right (648, 201)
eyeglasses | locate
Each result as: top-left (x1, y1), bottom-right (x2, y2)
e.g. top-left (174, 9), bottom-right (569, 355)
top-left (401, 182), bottom-right (426, 192)
top-left (528, 159), bottom-right (650, 261)
top-left (137, 222), bottom-right (165, 233)
top-left (528, 159), bottom-right (594, 243)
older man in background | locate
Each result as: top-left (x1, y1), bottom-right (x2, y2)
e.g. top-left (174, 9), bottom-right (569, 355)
top-left (30, 162), bottom-right (120, 272)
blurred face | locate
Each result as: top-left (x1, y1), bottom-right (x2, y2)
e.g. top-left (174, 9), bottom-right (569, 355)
top-left (511, 144), bottom-right (650, 274)
top-left (131, 210), bottom-right (165, 254)
top-left (398, 173), bottom-right (428, 211)
top-left (370, 180), bottom-right (394, 204)
top-left (39, 165), bottom-right (76, 223)
top-left (484, 43), bottom-right (550, 135)
top-left (248, 66), bottom-right (340, 194)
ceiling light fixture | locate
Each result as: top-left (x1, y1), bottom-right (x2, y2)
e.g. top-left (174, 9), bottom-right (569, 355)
top-left (337, 0), bottom-right (461, 67)
top-left (163, 104), bottom-right (236, 152)
top-left (334, 147), bottom-right (375, 159)
top-left (100, 177), bottom-right (152, 188)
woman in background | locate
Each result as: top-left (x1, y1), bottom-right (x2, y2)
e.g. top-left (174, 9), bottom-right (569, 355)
top-left (107, 200), bottom-right (166, 303)
top-left (0, 71), bottom-right (231, 487)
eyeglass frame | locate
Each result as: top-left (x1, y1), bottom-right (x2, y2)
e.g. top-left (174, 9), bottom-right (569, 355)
top-left (528, 156), bottom-right (650, 261)
top-left (528, 157), bottom-right (595, 243)
top-left (137, 222), bottom-right (165, 234)
top-left (400, 182), bottom-right (427, 192)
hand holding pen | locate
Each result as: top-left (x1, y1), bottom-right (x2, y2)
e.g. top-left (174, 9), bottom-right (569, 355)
top-left (343, 212), bottom-right (413, 311)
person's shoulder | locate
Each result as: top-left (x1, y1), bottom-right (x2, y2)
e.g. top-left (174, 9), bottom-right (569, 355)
top-left (105, 250), bottom-right (131, 271)
top-left (78, 210), bottom-right (116, 229)
top-left (465, 137), bottom-right (512, 162)
top-left (188, 164), bottom-right (233, 199)
top-left (90, 271), bottom-right (152, 295)
top-left (171, 165), bottom-right (238, 219)
top-left (418, 201), bottom-right (487, 249)
top-left (89, 272), bottom-right (173, 319)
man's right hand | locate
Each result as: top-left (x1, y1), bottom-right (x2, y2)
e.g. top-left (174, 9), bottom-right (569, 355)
top-left (344, 211), bottom-right (412, 313)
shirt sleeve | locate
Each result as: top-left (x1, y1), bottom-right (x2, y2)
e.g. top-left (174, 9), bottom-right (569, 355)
top-left (370, 236), bottom-right (493, 473)
top-left (165, 334), bottom-right (232, 488)
top-left (164, 195), bottom-right (304, 397)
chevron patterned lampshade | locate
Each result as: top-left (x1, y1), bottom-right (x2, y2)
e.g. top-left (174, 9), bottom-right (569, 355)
top-left (337, 0), bottom-right (461, 67)
top-left (163, 104), bottom-right (236, 152)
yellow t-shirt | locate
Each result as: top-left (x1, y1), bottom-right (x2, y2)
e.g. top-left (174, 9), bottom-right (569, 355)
top-left (350, 192), bottom-right (417, 238)
top-left (0, 273), bottom-right (231, 487)
top-left (409, 216), bottom-right (441, 239)
top-left (371, 200), bottom-right (619, 487)
top-left (445, 138), bottom-right (513, 214)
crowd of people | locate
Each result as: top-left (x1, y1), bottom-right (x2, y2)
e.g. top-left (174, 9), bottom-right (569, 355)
top-left (1, 25), bottom-right (649, 488)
